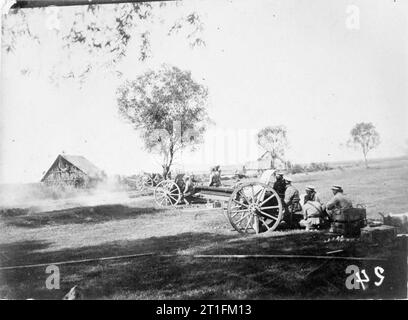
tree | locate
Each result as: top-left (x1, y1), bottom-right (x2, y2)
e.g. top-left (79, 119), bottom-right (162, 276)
top-left (256, 126), bottom-right (288, 169)
top-left (348, 122), bottom-right (380, 168)
top-left (2, 1), bottom-right (205, 84)
top-left (117, 64), bottom-right (210, 178)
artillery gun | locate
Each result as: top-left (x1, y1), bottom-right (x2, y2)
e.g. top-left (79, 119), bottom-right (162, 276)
top-left (154, 170), bottom-right (284, 235)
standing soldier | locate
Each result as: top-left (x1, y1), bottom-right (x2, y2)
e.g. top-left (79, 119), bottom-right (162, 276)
top-left (215, 165), bottom-right (221, 176)
top-left (209, 166), bottom-right (221, 187)
top-left (273, 172), bottom-right (286, 200)
top-left (283, 177), bottom-right (302, 226)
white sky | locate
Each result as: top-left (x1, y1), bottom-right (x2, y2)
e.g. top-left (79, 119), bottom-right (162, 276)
top-left (0, 0), bottom-right (407, 183)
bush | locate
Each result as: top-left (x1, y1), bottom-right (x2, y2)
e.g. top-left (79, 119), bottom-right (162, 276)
top-left (287, 162), bottom-right (332, 174)
top-left (290, 164), bottom-right (306, 174)
top-left (306, 162), bottom-right (331, 172)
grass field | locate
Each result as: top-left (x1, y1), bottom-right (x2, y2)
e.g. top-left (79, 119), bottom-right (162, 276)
top-left (0, 157), bottom-right (407, 299)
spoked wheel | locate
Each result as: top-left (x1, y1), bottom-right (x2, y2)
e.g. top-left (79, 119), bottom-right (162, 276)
top-left (132, 176), bottom-right (146, 192)
top-left (154, 180), bottom-right (182, 207)
top-left (143, 175), bottom-right (155, 188)
top-left (227, 181), bottom-right (283, 234)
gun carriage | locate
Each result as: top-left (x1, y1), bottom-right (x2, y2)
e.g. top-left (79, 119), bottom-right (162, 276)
top-left (154, 172), bottom-right (284, 235)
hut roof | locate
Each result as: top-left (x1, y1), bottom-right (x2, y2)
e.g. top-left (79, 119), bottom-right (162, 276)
top-left (41, 154), bottom-right (104, 182)
top-left (62, 155), bottom-right (103, 178)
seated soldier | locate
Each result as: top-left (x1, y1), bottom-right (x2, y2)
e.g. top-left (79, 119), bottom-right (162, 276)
top-left (300, 200), bottom-right (325, 230)
top-left (325, 185), bottom-right (353, 220)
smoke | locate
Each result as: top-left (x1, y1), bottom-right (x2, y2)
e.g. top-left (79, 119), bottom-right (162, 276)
top-left (0, 177), bottom-right (150, 214)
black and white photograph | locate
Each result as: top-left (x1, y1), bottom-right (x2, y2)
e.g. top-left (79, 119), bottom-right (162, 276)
top-left (0, 0), bottom-right (407, 302)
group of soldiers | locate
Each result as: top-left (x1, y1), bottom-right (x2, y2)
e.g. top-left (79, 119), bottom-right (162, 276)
top-left (270, 172), bottom-right (354, 230)
top-left (181, 166), bottom-right (222, 204)
top-left (180, 167), bottom-right (354, 231)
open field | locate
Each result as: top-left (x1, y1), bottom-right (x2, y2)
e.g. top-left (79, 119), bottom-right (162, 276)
top-left (278, 157), bottom-right (408, 217)
top-left (0, 157), bottom-right (407, 299)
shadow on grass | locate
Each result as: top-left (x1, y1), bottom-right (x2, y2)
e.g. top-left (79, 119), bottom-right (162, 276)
top-left (1, 230), bottom-right (403, 300)
top-left (1, 204), bottom-right (165, 228)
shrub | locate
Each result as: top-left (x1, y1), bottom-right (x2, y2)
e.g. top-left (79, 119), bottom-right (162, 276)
top-left (288, 162), bottom-right (332, 174)
top-left (290, 164), bottom-right (306, 174)
top-left (306, 162), bottom-right (331, 172)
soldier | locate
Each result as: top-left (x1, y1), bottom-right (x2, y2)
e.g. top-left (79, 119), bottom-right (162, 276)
top-left (303, 185), bottom-right (322, 205)
top-left (325, 185), bottom-right (353, 219)
top-left (215, 165), bottom-right (221, 176)
top-left (283, 177), bottom-right (302, 226)
top-left (182, 175), bottom-right (196, 205)
top-left (273, 172), bottom-right (286, 199)
top-left (209, 166), bottom-right (221, 187)
top-left (300, 200), bottom-right (325, 231)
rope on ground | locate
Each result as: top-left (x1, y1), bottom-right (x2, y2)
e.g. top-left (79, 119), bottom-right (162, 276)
top-left (0, 252), bottom-right (155, 271)
top-left (0, 252), bottom-right (388, 271)
top-left (186, 254), bottom-right (388, 261)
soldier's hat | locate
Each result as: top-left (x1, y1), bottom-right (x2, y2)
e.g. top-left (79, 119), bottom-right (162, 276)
top-left (276, 172), bottom-right (284, 176)
top-left (331, 185), bottom-right (343, 192)
top-left (284, 176), bottom-right (292, 183)
top-left (305, 185), bottom-right (315, 192)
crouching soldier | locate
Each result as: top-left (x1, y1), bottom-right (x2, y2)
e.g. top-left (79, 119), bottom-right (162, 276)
top-left (300, 200), bottom-right (325, 230)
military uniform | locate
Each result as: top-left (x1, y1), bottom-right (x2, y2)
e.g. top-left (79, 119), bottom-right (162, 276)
top-left (300, 201), bottom-right (324, 230)
top-left (283, 182), bottom-right (302, 227)
top-left (284, 185), bottom-right (302, 212)
top-left (183, 178), bottom-right (196, 204)
top-left (273, 179), bottom-right (286, 199)
top-left (209, 171), bottom-right (221, 187)
top-left (303, 192), bottom-right (322, 205)
top-left (326, 192), bottom-right (353, 211)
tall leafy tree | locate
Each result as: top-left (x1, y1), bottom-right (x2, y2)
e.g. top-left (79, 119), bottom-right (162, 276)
top-left (117, 64), bottom-right (210, 177)
top-left (256, 126), bottom-right (288, 169)
top-left (348, 122), bottom-right (380, 168)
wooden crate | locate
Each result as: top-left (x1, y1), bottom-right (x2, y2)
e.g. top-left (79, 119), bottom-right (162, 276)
top-left (360, 225), bottom-right (398, 244)
top-left (332, 207), bottom-right (366, 223)
top-left (330, 220), bottom-right (365, 237)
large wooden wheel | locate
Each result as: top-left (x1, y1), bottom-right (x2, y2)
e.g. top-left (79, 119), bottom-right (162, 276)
top-left (154, 180), bottom-right (182, 207)
top-left (227, 181), bottom-right (284, 234)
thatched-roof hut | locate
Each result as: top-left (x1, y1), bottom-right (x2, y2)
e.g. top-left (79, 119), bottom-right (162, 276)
top-left (41, 154), bottom-right (105, 188)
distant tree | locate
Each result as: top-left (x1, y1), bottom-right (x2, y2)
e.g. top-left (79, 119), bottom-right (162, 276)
top-left (256, 126), bottom-right (289, 169)
top-left (348, 122), bottom-right (380, 168)
top-left (117, 65), bottom-right (210, 178)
